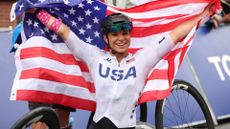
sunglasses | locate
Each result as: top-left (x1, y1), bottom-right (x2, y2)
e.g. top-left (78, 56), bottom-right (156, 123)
top-left (109, 23), bottom-right (132, 33)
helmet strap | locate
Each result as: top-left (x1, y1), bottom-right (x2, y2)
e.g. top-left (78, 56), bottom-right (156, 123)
top-left (106, 34), bottom-right (118, 54)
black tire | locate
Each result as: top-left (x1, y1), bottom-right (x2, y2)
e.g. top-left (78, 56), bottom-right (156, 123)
top-left (11, 107), bottom-right (60, 129)
top-left (140, 103), bottom-right (147, 122)
top-left (87, 112), bottom-right (95, 129)
top-left (155, 80), bottom-right (215, 129)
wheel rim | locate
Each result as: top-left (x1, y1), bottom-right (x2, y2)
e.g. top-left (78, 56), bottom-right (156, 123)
top-left (156, 81), bottom-right (213, 129)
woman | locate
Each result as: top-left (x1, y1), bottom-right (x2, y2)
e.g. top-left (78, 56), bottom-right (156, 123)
top-left (34, 3), bottom-right (213, 129)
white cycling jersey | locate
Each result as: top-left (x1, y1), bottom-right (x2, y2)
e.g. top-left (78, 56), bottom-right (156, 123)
top-left (66, 31), bottom-right (174, 128)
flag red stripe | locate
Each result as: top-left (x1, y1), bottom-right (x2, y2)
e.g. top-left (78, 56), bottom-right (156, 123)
top-left (165, 35), bottom-right (194, 83)
top-left (128, 48), bottom-right (141, 53)
top-left (147, 69), bottom-right (169, 80)
top-left (168, 58), bottom-right (175, 87)
top-left (12, 0), bottom-right (211, 109)
top-left (109, 0), bottom-right (208, 13)
top-left (106, 8), bottom-right (189, 22)
top-left (20, 68), bottom-right (95, 93)
top-left (16, 90), bottom-right (96, 111)
top-left (177, 35), bottom-right (194, 67)
top-left (20, 47), bottom-right (89, 72)
top-left (131, 15), bottom-right (198, 37)
top-left (138, 88), bottom-right (171, 104)
top-left (107, 10), bottom-right (191, 23)
top-left (179, 46), bottom-right (190, 67)
top-left (131, 14), bottom-right (188, 22)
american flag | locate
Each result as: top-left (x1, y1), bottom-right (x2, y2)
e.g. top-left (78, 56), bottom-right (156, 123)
top-left (10, 0), bottom-right (219, 111)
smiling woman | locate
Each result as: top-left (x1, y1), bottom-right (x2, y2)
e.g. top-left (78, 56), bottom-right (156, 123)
top-left (34, 10), bottom-right (174, 129)
top-left (8, 0), bottom-right (219, 128)
top-left (32, 3), bottom-right (215, 127)
top-left (100, 13), bottom-right (132, 62)
top-left (103, 30), bottom-right (131, 61)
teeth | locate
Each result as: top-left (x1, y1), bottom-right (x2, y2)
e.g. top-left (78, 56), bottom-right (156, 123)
top-left (117, 44), bottom-right (125, 46)
top-left (116, 42), bottom-right (125, 46)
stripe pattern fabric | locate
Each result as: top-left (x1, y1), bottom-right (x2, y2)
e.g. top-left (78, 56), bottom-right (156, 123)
top-left (11, 0), bottom-right (215, 111)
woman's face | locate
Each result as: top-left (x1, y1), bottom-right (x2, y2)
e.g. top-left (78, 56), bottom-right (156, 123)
top-left (104, 30), bottom-right (131, 55)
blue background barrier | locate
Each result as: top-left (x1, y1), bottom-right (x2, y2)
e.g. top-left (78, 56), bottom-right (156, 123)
top-left (0, 25), bottom-right (230, 128)
top-left (187, 25), bottom-right (230, 118)
top-left (0, 32), bottom-right (28, 129)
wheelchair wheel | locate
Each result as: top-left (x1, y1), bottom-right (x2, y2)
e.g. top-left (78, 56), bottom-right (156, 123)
top-left (155, 80), bottom-right (215, 129)
top-left (11, 107), bottom-right (60, 129)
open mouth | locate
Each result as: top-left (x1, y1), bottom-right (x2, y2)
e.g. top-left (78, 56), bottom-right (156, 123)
top-left (115, 41), bottom-right (127, 47)
top-left (116, 43), bottom-right (126, 46)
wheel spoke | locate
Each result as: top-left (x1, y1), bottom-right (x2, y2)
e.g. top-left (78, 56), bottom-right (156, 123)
top-left (155, 80), bottom-right (214, 129)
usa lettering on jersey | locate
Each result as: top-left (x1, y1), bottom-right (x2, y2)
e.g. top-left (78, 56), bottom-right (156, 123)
top-left (99, 63), bottom-right (136, 81)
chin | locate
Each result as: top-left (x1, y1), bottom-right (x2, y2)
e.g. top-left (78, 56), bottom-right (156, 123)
top-left (117, 50), bottom-right (128, 55)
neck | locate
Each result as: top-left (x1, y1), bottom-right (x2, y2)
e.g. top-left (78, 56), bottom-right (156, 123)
top-left (110, 50), bottom-right (128, 63)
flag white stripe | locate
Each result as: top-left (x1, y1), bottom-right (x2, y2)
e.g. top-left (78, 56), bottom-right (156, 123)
top-left (133, 13), bottom-right (199, 27)
top-left (15, 79), bottom-right (96, 101)
top-left (146, 59), bottom-right (169, 78)
top-left (20, 57), bottom-right (82, 75)
top-left (20, 34), bottom-right (168, 53)
top-left (12, 0), bottom-right (213, 109)
top-left (154, 60), bottom-right (169, 70)
top-left (19, 58), bottom-right (93, 82)
top-left (108, 3), bottom-right (206, 19)
top-left (19, 36), bottom-right (73, 54)
top-left (143, 79), bottom-right (170, 92)
top-left (131, 32), bottom-right (170, 48)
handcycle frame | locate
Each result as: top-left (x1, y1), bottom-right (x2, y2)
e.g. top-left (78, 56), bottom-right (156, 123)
top-left (11, 79), bottom-right (215, 129)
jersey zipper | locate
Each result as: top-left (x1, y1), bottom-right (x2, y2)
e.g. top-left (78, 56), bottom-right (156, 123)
top-left (104, 61), bottom-right (120, 117)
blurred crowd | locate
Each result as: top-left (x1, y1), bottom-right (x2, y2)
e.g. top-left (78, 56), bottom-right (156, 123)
top-left (206, 0), bottom-right (230, 28)
top-left (103, 0), bottom-right (153, 9)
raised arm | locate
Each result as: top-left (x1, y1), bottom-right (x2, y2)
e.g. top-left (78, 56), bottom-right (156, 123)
top-left (35, 9), bottom-right (102, 65)
top-left (36, 10), bottom-right (70, 41)
top-left (169, 3), bottom-right (214, 44)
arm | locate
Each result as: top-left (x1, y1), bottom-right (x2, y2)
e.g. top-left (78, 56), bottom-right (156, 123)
top-left (35, 10), bottom-right (102, 65)
top-left (169, 3), bottom-right (214, 44)
top-left (36, 10), bottom-right (70, 41)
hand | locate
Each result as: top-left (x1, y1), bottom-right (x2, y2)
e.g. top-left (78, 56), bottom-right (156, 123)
top-left (202, 2), bottom-right (215, 17)
top-left (212, 14), bottom-right (223, 28)
top-left (35, 9), bottom-right (70, 41)
top-left (26, 8), bottom-right (37, 14)
top-left (223, 13), bottom-right (230, 23)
